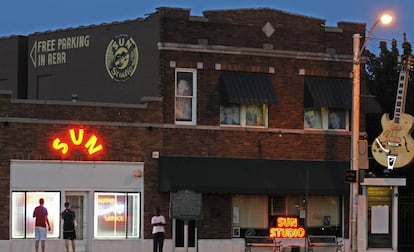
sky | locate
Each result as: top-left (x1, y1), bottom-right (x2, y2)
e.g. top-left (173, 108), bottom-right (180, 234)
top-left (1, 0), bottom-right (413, 53)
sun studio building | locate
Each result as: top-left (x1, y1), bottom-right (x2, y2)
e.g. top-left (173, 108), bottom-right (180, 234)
top-left (0, 6), bottom-right (413, 252)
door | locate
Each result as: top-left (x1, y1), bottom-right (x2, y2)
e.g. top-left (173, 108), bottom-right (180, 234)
top-left (173, 219), bottom-right (197, 252)
top-left (66, 192), bottom-right (88, 252)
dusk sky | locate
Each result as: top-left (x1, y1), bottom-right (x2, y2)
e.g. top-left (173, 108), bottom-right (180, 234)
top-left (2, 0), bottom-right (413, 53)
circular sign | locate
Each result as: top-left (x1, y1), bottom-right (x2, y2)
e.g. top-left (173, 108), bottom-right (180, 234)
top-left (105, 34), bottom-right (139, 82)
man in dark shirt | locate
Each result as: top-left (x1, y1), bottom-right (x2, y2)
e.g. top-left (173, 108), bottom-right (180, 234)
top-left (61, 202), bottom-right (77, 252)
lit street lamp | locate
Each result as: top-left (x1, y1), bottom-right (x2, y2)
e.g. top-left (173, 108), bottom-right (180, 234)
top-left (350, 13), bottom-right (392, 252)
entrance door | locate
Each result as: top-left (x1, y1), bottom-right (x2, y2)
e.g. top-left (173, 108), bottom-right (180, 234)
top-left (66, 192), bottom-right (88, 252)
top-left (173, 219), bottom-right (197, 252)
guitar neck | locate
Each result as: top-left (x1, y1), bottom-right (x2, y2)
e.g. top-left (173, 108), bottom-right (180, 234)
top-left (393, 56), bottom-right (412, 124)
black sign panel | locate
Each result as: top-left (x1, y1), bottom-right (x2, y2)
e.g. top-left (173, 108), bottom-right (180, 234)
top-left (171, 189), bottom-right (202, 220)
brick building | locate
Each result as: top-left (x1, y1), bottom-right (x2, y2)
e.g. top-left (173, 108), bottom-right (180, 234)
top-left (2, 6), bottom-right (407, 252)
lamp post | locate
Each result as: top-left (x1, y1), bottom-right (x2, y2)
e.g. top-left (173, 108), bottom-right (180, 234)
top-left (350, 13), bottom-right (392, 252)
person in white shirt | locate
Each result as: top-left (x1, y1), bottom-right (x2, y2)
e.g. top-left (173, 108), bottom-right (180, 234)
top-left (151, 207), bottom-right (166, 252)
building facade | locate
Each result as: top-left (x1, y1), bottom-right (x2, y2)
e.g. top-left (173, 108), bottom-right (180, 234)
top-left (2, 6), bottom-right (409, 252)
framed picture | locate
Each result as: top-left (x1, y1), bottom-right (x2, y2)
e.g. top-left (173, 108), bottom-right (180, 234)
top-left (328, 109), bottom-right (345, 129)
top-left (232, 226), bottom-right (241, 237)
top-left (304, 108), bottom-right (322, 128)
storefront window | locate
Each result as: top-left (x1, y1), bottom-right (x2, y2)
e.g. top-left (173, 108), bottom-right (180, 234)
top-left (94, 192), bottom-right (140, 238)
top-left (270, 195), bottom-right (342, 236)
top-left (307, 195), bottom-right (341, 236)
top-left (232, 195), bottom-right (268, 236)
top-left (11, 191), bottom-right (61, 238)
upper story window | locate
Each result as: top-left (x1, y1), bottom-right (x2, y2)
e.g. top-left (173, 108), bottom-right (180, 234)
top-left (304, 107), bottom-right (349, 130)
top-left (175, 69), bottom-right (197, 125)
top-left (304, 77), bottom-right (351, 131)
top-left (220, 71), bottom-right (276, 128)
top-left (221, 104), bottom-right (268, 127)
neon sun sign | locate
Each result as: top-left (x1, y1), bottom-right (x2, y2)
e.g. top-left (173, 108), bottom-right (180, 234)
top-left (52, 128), bottom-right (103, 156)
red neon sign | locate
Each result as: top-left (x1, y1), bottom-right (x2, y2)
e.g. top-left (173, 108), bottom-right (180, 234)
top-left (269, 216), bottom-right (306, 238)
top-left (52, 128), bottom-right (103, 156)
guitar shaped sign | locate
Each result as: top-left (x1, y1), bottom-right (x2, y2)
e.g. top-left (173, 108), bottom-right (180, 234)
top-left (372, 55), bottom-right (414, 169)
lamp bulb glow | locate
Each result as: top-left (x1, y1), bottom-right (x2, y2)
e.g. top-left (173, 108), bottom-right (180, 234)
top-left (380, 14), bottom-right (393, 25)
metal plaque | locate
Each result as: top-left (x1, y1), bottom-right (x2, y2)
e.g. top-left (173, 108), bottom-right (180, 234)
top-left (170, 189), bottom-right (202, 220)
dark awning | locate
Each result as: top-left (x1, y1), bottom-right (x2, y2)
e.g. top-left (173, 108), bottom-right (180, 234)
top-left (304, 77), bottom-right (352, 109)
top-left (220, 71), bottom-right (277, 105)
top-left (159, 156), bottom-right (349, 195)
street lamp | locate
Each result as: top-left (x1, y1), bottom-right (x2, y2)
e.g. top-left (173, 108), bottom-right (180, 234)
top-left (350, 13), bottom-right (392, 252)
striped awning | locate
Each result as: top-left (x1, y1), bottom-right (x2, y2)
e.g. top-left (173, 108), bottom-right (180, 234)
top-left (220, 71), bottom-right (276, 105)
top-left (304, 77), bottom-right (352, 109)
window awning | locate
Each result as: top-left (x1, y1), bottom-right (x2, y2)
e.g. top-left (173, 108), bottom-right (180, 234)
top-left (159, 156), bottom-right (349, 195)
top-left (304, 77), bottom-right (352, 109)
top-left (220, 71), bottom-right (277, 105)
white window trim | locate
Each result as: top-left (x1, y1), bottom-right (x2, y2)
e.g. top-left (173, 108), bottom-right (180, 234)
top-left (175, 68), bottom-right (197, 125)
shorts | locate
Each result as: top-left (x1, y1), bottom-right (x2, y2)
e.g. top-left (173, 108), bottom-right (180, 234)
top-left (35, 226), bottom-right (47, 241)
top-left (63, 230), bottom-right (76, 240)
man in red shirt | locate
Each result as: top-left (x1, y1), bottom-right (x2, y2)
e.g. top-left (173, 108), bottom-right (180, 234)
top-left (33, 198), bottom-right (51, 252)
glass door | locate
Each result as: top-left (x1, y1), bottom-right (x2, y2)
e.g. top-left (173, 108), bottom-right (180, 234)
top-left (173, 219), bottom-right (197, 252)
top-left (66, 192), bottom-right (88, 252)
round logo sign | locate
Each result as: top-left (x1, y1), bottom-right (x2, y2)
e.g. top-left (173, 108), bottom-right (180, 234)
top-left (105, 34), bottom-right (139, 82)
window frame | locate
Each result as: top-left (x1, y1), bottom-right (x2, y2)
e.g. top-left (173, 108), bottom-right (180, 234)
top-left (220, 104), bottom-right (268, 127)
top-left (11, 191), bottom-right (61, 239)
top-left (175, 68), bottom-right (197, 125)
top-left (304, 107), bottom-right (349, 131)
top-left (94, 192), bottom-right (141, 239)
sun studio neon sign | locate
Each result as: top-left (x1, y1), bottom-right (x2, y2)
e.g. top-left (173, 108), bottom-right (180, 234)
top-left (52, 128), bottom-right (104, 156)
top-left (269, 216), bottom-right (306, 238)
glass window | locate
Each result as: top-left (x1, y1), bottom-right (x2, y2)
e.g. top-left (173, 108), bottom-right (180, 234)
top-left (94, 192), bottom-right (140, 238)
top-left (307, 196), bottom-right (340, 228)
top-left (328, 109), bottom-right (346, 129)
top-left (175, 69), bottom-right (196, 125)
top-left (233, 195), bottom-right (268, 229)
top-left (220, 105), bottom-right (240, 125)
top-left (270, 195), bottom-right (305, 216)
top-left (11, 192), bottom-right (61, 239)
top-left (304, 107), bottom-right (348, 130)
top-left (271, 195), bottom-right (342, 236)
top-left (246, 105), bottom-right (265, 126)
top-left (304, 108), bottom-right (322, 129)
top-left (221, 104), bottom-right (268, 127)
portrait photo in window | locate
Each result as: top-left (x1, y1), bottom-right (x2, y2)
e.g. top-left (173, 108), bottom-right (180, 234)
top-left (328, 109), bottom-right (345, 129)
top-left (176, 78), bottom-right (192, 96)
top-left (175, 72), bottom-right (193, 121)
top-left (304, 108), bottom-right (322, 128)
top-left (176, 97), bottom-right (192, 121)
top-left (246, 105), bottom-right (264, 126)
top-left (220, 105), bottom-right (240, 125)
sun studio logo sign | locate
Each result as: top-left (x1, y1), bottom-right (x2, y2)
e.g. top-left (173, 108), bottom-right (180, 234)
top-left (105, 34), bottom-right (139, 82)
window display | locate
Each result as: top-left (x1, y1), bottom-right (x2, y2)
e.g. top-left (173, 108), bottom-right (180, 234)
top-left (94, 192), bottom-right (140, 238)
top-left (12, 192), bottom-right (60, 238)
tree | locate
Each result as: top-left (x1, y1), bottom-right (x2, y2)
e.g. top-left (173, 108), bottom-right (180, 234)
top-left (365, 34), bottom-right (413, 116)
